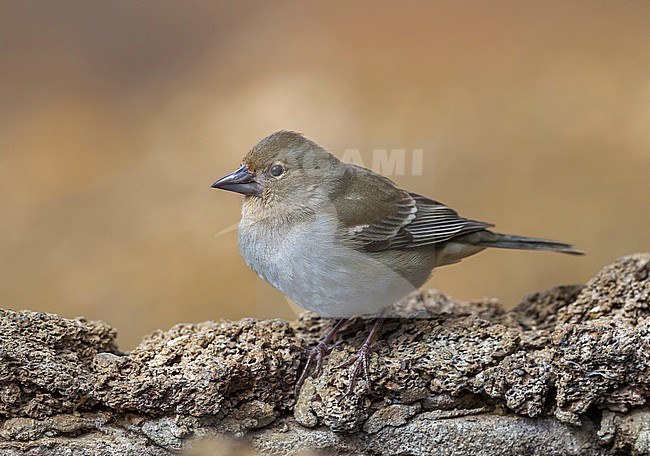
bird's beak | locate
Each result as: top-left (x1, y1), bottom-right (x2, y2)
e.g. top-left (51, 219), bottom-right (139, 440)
top-left (211, 165), bottom-right (262, 197)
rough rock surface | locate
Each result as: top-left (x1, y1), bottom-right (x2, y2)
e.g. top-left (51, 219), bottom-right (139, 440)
top-left (0, 254), bottom-right (648, 455)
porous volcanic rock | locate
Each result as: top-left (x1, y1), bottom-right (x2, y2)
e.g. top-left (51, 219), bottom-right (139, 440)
top-left (0, 254), bottom-right (648, 455)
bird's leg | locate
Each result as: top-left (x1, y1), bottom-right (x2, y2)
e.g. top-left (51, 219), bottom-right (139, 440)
top-left (335, 317), bottom-right (385, 395)
top-left (295, 318), bottom-right (349, 395)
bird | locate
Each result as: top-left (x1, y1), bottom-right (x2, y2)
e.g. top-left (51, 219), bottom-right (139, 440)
top-left (211, 130), bottom-right (583, 395)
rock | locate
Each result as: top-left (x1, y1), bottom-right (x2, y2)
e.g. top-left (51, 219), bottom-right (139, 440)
top-left (362, 403), bottom-right (421, 433)
top-left (249, 415), bottom-right (606, 456)
top-left (0, 310), bottom-right (119, 419)
top-left (96, 318), bottom-right (302, 417)
top-left (559, 253), bottom-right (650, 324)
top-left (141, 416), bottom-right (192, 451)
top-left (608, 406), bottom-right (650, 454)
top-left (0, 254), bottom-right (648, 455)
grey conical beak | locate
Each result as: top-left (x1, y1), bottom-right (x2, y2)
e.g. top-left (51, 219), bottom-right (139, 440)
top-left (211, 165), bottom-right (262, 197)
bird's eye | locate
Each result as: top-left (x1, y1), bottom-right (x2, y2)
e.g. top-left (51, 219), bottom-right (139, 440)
top-left (270, 164), bottom-right (285, 177)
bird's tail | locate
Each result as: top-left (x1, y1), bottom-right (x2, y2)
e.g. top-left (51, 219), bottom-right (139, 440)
top-left (476, 231), bottom-right (585, 255)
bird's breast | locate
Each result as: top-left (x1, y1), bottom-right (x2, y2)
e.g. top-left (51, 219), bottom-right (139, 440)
top-left (237, 214), bottom-right (419, 317)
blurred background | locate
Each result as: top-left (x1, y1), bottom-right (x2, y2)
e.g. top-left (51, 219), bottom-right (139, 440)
top-left (1, 0), bottom-right (648, 349)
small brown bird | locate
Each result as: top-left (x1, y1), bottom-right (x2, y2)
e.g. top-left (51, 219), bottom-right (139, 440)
top-left (212, 131), bottom-right (583, 394)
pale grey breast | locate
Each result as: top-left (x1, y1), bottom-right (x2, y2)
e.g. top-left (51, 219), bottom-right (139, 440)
top-left (238, 213), bottom-right (418, 317)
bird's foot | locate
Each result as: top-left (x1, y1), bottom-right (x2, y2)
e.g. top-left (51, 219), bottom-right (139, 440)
top-left (334, 341), bottom-right (375, 396)
top-left (334, 317), bottom-right (385, 396)
top-left (294, 340), bottom-right (329, 395)
top-left (294, 318), bottom-right (349, 396)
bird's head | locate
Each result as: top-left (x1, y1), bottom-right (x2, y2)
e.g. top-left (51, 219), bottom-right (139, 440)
top-left (212, 131), bottom-right (346, 216)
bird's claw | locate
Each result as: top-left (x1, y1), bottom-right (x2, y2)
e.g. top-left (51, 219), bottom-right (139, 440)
top-left (335, 343), bottom-right (374, 396)
top-left (295, 341), bottom-right (329, 396)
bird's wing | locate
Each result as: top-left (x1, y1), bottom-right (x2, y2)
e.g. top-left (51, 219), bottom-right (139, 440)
top-left (374, 193), bottom-right (493, 251)
top-left (334, 168), bottom-right (492, 252)
top-left (332, 165), bottom-right (417, 250)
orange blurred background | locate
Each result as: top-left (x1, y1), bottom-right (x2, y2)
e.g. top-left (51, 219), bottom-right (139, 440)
top-left (1, 0), bottom-right (648, 349)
